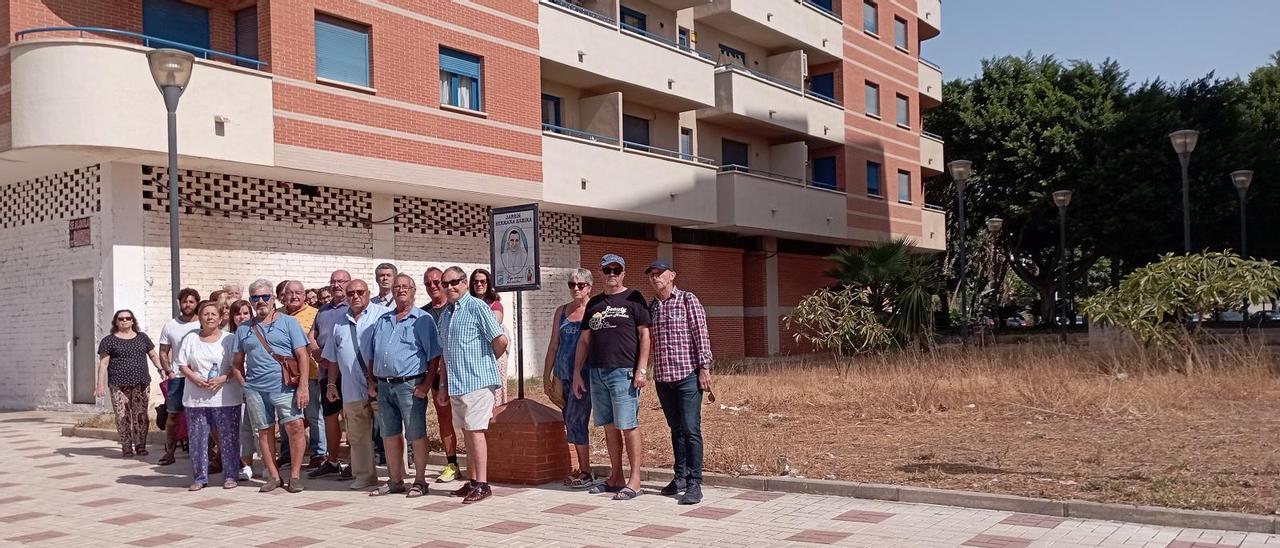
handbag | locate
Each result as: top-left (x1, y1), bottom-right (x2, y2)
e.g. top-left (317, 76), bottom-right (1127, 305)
top-left (252, 321), bottom-right (301, 387)
top-left (544, 307), bottom-right (568, 409)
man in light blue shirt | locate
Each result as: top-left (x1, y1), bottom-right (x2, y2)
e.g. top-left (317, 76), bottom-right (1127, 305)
top-left (367, 274), bottom-right (441, 498)
top-left (437, 266), bottom-right (508, 504)
top-left (310, 269), bottom-right (351, 480)
top-left (320, 279), bottom-right (387, 490)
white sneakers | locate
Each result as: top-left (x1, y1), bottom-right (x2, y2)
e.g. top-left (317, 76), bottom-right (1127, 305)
top-left (239, 465), bottom-right (253, 481)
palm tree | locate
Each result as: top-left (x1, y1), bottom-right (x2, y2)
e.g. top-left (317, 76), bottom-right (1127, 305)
top-left (826, 238), bottom-right (943, 346)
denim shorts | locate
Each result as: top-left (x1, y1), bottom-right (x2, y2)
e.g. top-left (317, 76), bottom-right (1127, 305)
top-left (377, 380), bottom-right (427, 442)
top-left (589, 367), bottom-right (639, 430)
top-left (164, 377), bottom-right (185, 413)
top-left (244, 387), bottom-right (305, 431)
top-left (561, 378), bottom-right (592, 445)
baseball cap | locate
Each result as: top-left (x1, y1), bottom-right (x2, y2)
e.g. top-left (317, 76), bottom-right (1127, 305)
top-left (600, 253), bottom-right (626, 268)
top-left (645, 260), bottom-right (673, 274)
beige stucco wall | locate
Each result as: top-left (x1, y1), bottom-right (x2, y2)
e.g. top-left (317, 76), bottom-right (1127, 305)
top-left (716, 171), bottom-right (847, 239)
top-left (920, 133), bottom-right (945, 176)
top-left (709, 69), bottom-right (844, 144)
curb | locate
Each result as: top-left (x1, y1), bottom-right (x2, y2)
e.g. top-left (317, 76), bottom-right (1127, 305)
top-left (62, 428), bottom-right (1274, 534)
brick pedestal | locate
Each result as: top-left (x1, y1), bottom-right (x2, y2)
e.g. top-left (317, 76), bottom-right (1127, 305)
top-left (486, 399), bottom-right (571, 485)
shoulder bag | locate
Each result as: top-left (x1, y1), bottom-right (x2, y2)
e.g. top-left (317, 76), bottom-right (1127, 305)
top-left (252, 321), bottom-right (301, 387)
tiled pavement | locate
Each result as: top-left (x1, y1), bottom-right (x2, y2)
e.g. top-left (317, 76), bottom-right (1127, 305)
top-left (1, 417), bottom-right (1278, 547)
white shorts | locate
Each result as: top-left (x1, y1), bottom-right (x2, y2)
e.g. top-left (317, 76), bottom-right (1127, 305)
top-left (450, 387), bottom-right (496, 432)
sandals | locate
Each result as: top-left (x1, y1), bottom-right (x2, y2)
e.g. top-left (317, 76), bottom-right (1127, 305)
top-left (135, 445), bottom-right (149, 456)
top-left (223, 479), bottom-right (238, 490)
top-left (258, 477), bottom-right (282, 493)
top-left (612, 487), bottom-right (641, 501)
top-left (157, 454), bottom-right (176, 466)
top-left (406, 482), bottom-right (429, 498)
top-left (568, 474), bottom-right (597, 490)
top-left (121, 446), bottom-right (135, 458)
top-left (588, 482), bottom-right (623, 495)
top-left (188, 482), bottom-right (206, 492)
top-left (368, 482), bottom-right (406, 497)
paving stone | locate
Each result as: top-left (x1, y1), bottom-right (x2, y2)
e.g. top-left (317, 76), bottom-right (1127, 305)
top-left (962, 533), bottom-right (1034, 548)
top-left (625, 525), bottom-right (689, 539)
top-left (834, 509), bottom-right (896, 524)
top-left (786, 529), bottom-right (853, 544)
top-left (477, 520), bottom-right (539, 534)
top-left (127, 533), bottom-right (192, 546)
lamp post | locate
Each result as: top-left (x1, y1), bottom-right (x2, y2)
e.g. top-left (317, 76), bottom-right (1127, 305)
top-left (1232, 170), bottom-right (1254, 331)
top-left (147, 49), bottom-right (195, 317)
top-left (1053, 190), bottom-right (1073, 338)
top-left (947, 160), bottom-right (973, 340)
top-left (1168, 129), bottom-right (1200, 253)
top-left (986, 217), bottom-right (1003, 338)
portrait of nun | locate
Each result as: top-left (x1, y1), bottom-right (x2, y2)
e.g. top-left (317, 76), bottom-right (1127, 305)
top-left (499, 226), bottom-right (533, 284)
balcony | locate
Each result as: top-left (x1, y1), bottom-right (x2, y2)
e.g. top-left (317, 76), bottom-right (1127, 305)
top-left (917, 0), bottom-right (942, 40)
top-left (649, 0), bottom-right (712, 8)
top-left (6, 30), bottom-right (273, 166)
top-left (716, 165), bottom-right (847, 240)
top-left (919, 205), bottom-right (947, 251)
top-left (692, 0), bottom-right (842, 63)
top-left (539, 0), bottom-right (716, 111)
top-left (698, 65), bottom-right (844, 145)
top-left (920, 132), bottom-right (945, 176)
top-left (919, 58), bottom-right (943, 109)
top-left (542, 125), bottom-right (718, 225)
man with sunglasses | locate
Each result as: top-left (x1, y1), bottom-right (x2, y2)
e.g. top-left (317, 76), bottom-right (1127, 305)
top-left (421, 266), bottom-right (460, 484)
top-left (310, 270), bottom-right (352, 480)
top-left (437, 266), bottom-right (509, 504)
top-left (571, 254), bottom-right (651, 501)
top-left (277, 281), bottom-right (327, 472)
top-left (320, 279), bottom-right (389, 490)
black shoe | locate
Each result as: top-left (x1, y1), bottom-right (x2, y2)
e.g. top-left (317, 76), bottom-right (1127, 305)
top-left (375, 453), bottom-right (386, 466)
top-left (306, 460), bottom-right (341, 479)
top-left (659, 478), bottom-right (687, 496)
top-left (450, 480), bottom-right (478, 497)
top-left (338, 463), bottom-right (352, 480)
top-left (678, 482), bottom-right (703, 505)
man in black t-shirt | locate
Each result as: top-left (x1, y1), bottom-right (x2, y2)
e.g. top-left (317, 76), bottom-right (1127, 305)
top-left (572, 253), bottom-right (650, 500)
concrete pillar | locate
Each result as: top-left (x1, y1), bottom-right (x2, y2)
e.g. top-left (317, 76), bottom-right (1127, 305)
top-left (655, 224), bottom-right (674, 265)
top-left (101, 162), bottom-right (147, 329)
top-left (764, 236), bottom-right (780, 355)
top-left (371, 192), bottom-right (395, 261)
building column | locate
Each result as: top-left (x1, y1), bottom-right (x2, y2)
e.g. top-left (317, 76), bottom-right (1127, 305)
top-left (371, 192), bottom-right (395, 260)
top-left (764, 236), bottom-right (780, 355)
top-left (655, 224), bottom-right (673, 264)
top-left (100, 162), bottom-right (146, 328)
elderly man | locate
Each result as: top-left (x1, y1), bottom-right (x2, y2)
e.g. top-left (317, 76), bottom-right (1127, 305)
top-left (368, 274), bottom-right (442, 498)
top-left (158, 287), bottom-right (201, 466)
top-left (646, 260), bottom-right (713, 505)
top-left (421, 266), bottom-right (460, 483)
top-left (438, 266), bottom-right (509, 504)
top-left (222, 282), bottom-right (243, 303)
top-left (572, 254), bottom-right (650, 501)
top-left (233, 278), bottom-right (311, 493)
top-left (278, 281), bottom-right (326, 471)
top-left (320, 279), bottom-right (388, 490)
top-left (371, 263), bottom-right (398, 307)
top-left (310, 269), bottom-right (352, 479)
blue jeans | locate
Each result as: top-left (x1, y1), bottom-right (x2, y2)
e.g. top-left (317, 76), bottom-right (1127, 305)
top-left (656, 371), bottom-right (704, 484)
top-left (377, 379), bottom-right (428, 442)
top-left (280, 379), bottom-right (326, 459)
top-left (589, 367), bottom-right (639, 430)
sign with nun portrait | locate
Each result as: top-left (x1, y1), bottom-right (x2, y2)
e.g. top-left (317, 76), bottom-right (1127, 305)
top-left (489, 203), bottom-right (541, 291)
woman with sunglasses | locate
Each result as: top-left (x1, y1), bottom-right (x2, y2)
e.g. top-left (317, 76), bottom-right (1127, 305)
top-left (542, 268), bottom-right (595, 488)
top-left (96, 310), bottom-right (164, 457)
top-left (469, 268), bottom-right (508, 405)
top-left (175, 300), bottom-right (244, 490)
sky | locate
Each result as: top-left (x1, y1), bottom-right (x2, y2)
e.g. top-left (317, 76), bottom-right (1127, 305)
top-left (924, 0), bottom-right (1280, 86)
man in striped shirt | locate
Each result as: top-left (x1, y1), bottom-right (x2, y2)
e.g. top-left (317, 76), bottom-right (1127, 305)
top-left (646, 260), bottom-right (713, 505)
top-left (437, 266), bottom-right (509, 504)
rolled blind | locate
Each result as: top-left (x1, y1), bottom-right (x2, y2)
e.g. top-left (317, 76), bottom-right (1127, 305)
top-left (316, 16), bottom-right (370, 87)
top-left (440, 48), bottom-right (481, 79)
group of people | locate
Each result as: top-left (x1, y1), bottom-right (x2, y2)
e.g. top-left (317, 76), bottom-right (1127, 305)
top-left (94, 253), bottom-right (713, 505)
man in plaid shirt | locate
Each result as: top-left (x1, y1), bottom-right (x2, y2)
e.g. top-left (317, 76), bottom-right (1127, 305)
top-left (645, 260), bottom-right (713, 505)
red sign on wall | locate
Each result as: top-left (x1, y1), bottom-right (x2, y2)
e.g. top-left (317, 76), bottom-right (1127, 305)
top-left (69, 217), bottom-right (91, 248)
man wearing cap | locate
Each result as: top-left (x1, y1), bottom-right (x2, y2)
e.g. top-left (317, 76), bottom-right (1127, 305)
top-left (646, 260), bottom-right (713, 505)
top-left (572, 253), bottom-right (651, 501)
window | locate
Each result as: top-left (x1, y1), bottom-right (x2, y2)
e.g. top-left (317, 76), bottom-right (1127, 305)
top-left (234, 6), bottom-right (258, 68)
top-left (863, 1), bottom-right (879, 35)
top-left (144, 0), bottom-right (210, 55)
top-left (620, 6), bottom-right (647, 31)
top-left (812, 157), bottom-right (837, 189)
top-left (678, 27), bottom-right (690, 48)
top-left (865, 82), bottom-right (880, 117)
top-left (722, 139), bottom-right (749, 168)
top-left (315, 15), bottom-right (371, 87)
top-left (866, 162), bottom-right (882, 196)
top-left (719, 43), bottom-right (747, 66)
top-left (623, 115), bottom-right (650, 149)
top-left (440, 47), bottom-right (483, 111)
top-left (896, 94), bottom-right (910, 127)
top-left (680, 128), bottom-right (694, 160)
top-left (894, 17), bottom-right (908, 50)
top-left (809, 0), bottom-right (835, 12)
top-left (810, 72), bottom-right (835, 102)
top-left (898, 170), bottom-right (912, 202)
top-left (541, 94), bottom-right (561, 128)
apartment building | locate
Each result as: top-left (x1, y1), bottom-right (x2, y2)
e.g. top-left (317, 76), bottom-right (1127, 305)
top-left (0, 0), bottom-right (943, 408)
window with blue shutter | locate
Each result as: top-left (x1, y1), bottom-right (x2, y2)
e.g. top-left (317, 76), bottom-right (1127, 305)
top-left (234, 7), bottom-right (258, 68)
top-left (440, 47), bottom-right (483, 111)
top-left (866, 161), bottom-right (882, 196)
top-left (315, 15), bottom-right (371, 87)
top-left (812, 157), bottom-right (837, 189)
top-left (810, 72), bottom-right (835, 102)
top-left (143, 0), bottom-right (210, 56)
top-left (898, 170), bottom-right (912, 202)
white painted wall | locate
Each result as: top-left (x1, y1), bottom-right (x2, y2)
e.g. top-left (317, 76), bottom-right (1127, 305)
top-left (716, 170), bottom-right (848, 239)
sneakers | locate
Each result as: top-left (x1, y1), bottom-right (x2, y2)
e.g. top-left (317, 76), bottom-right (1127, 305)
top-left (284, 476), bottom-right (305, 493)
top-left (659, 478), bottom-right (687, 496)
top-left (436, 463), bottom-right (460, 483)
top-left (678, 482), bottom-right (703, 505)
top-left (349, 478), bottom-right (378, 491)
top-left (238, 465), bottom-right (253, 482)
top-left (306, 460), bottom-right (341, 479)
top-left (305, 456), bottom-right (326, 470)
top-left (450, 480), bottom-right (478, 497)
top-left (338, 463), bottom-right (352, 480)
top-left (258, 477), bottom-right (282, 493)
top-left (462, 483), bottom-right (492, 504)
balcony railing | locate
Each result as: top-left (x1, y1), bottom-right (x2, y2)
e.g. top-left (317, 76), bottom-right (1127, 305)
top-left (923, 203), bottom-right (947, 212)
top-left (543, 0), bottom-right (616, 24)
top-left (623, 141), bottom-right (716, 166)
top-left (13, 26), bottom-right (267, 69)
top-left (804, 89), bottom-right (843, 106)
top-left (620, 22), bottom-right (714, 62)
top-left (716, 63), bottom-right (800, 92)
top-left (799, 0), bottom-right (840, 19)
top-left (922, 130), bottom-right (945, 142)
top-left (542, 123), bottom-right (619, 145)
top-left (920, 57), bottom-right (942, 71)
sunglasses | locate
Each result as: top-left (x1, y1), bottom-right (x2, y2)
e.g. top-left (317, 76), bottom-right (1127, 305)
top-left (249, 294), bottom-right (273, 302)
top-left (116, 317), bottom-right (134, 322)
top-left (602, 266), bottom-right (624, 276)
top-left (345, 289), bottom-right (368, 297)
top-left (472, 278), bottom-right (489, 285)
top-left (426, 280), bottom-right (443, 287)
top-left (567, 282), bottom-right (590, 290)
top-left (442, 278), bottom-right (465, 288)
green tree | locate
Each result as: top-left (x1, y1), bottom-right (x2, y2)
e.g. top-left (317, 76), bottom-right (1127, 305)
top-left (824, 238), bottom-right (942, 345)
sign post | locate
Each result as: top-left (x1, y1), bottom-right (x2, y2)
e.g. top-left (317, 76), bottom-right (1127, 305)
top-left (489, 204), bottom-right (540, 400)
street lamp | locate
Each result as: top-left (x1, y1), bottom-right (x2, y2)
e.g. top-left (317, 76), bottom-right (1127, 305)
top-left (147, 48), bottom-right (195, 317)
top-left (1053, 190), bottom-right (1073, 336)
top-left (947, 159), bottom-right (973, 340)
top-left (1169, 129), bottom-right (1200, 253)
top-left (1232, 169), bottom-right (1254, 332)
top-left (986, 217), bottom-right (1003, 335)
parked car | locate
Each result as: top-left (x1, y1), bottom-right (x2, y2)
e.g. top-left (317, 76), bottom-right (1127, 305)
top-left (1003, 317), bottom-right (1025, 327)
top-left (1254, 311), bottom-right (1280, 326)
